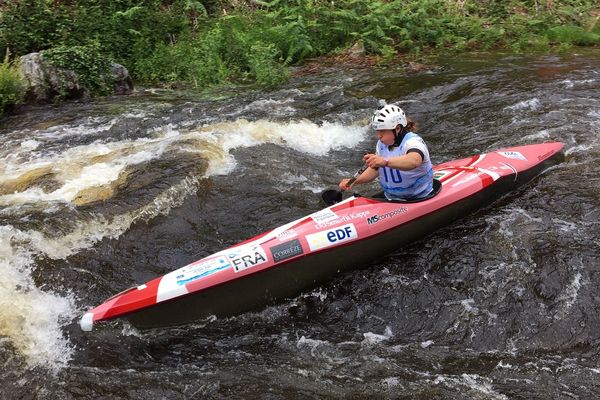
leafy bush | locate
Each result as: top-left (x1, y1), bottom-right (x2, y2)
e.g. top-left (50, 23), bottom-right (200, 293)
top-left (0, 54), bottom-right (26, 116)
top-left (547, 25), bottom-right (600, 46)
top-left (133, 37), bottom-right (228, 86)
top-left (248, 42), bottom-right (289, 86)
top-left (133, 16), bottom-right (289, 87)
top-left (0, 1), bottom-right (191, 64)
top-left (42, 43), bottom-right (113, 96)
top-left (0, 0), bottom-right (67, 56)
top-left (1, 0), bottom-right (599, 93)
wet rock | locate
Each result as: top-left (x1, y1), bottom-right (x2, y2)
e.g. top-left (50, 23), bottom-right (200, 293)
top-left (20, 52), bottom-right (88, 103)
top-left (19, 52), bottom-right (133, 104)
top-left (108, 63), bottom-right (134, 95)
top-left (346, 41), bottom-right (366, 58)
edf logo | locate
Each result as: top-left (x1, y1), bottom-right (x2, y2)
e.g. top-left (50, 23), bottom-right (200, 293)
top-left (306, 223), bottom-right (358, 251)
top-left (327, 226), bottom-right (353, 243)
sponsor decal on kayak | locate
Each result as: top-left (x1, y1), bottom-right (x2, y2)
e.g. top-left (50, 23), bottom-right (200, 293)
top-left (314, 211), bottom-right (370, 229)
top-left (228, 244), bottom-right (268, 273)
top-left (451, 167), bottom-right (500, 188)
top-left (538, 150), bottom-right (554, 160)
top-left (175, 256), bottom-right (231, 286)
top-left (270, 239), bottom-right (304, 262)
top-left (366, 207), bottom-right (408, 225)
top-left (310, 208), bottom-right (339, 224)
top-left (498, 151), bottom-right (527, 161)
top-left (276, 229), bottom-right (298, 241)
top-left (433, 170), bottom-right (452, 180)
top-left (306, 223), bottom-right (358, 251)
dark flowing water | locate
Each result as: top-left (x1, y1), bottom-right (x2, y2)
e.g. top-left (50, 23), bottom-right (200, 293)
top-left (1, 50), bottom-right (599, 399)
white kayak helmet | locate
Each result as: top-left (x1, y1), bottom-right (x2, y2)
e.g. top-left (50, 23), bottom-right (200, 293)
top-left (371, 104), bottom-right (407, 131)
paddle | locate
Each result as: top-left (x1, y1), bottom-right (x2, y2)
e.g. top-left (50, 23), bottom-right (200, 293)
top-left (321, 164), bottom-right (368, 206)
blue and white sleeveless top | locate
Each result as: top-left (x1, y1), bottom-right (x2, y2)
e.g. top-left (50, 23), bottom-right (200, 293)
top-left (375, 132), bottom-right (433, 200)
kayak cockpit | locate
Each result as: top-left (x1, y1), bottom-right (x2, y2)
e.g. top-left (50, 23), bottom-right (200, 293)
top-left (321, 179), bottom-right (442, 206)
top-left (367, 178), bottom-right (442, 203)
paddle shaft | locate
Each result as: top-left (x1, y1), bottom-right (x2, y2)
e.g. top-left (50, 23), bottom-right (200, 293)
top-left (346, 164), bottom-right (368, 187)
top-left (321, 164), bottom-right (368, 206)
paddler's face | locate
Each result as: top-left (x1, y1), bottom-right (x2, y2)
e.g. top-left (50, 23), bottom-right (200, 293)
top-left (376, 129), bottom-right (395, 146)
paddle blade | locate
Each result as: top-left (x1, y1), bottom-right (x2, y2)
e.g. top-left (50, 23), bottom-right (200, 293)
top-left (321, 189), bottom-right (343, 206)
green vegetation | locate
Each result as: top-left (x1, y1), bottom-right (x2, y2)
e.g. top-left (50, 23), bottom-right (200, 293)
top-left (0, 0), bottom-right (598, 112)
top-left (0, 52), bottom-right (25, 116)
top-left (42, 43), bottom-right (113, 96)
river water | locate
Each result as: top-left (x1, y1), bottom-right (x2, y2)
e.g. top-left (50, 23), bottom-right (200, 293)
top-left (0, 49), bottom-right (599, 399)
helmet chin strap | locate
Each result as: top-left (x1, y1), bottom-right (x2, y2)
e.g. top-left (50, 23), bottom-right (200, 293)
top-left (390, 125), bottom-right (407, 149)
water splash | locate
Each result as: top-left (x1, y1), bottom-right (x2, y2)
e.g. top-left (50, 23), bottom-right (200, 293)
top-left (0, 226), bottom-right (74, 370)
top-left (0, 116), bottom-right (367, 368)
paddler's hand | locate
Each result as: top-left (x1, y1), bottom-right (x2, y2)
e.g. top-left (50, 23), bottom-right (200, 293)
top-left (363, 153), bottom-right (386, 168)
top-left (339, 178), bottom-right (353, 191)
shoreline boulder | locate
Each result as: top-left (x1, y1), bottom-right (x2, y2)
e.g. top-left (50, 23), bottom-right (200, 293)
top-left (19, 52), bottom-right (134, 103)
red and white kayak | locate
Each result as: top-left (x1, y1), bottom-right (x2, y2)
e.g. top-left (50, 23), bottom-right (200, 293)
top-left (80, 142), bottom-right (564, 331)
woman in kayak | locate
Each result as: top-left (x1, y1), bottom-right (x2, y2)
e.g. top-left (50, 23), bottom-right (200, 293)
top-left (339, 104), bottom-right (433, 200)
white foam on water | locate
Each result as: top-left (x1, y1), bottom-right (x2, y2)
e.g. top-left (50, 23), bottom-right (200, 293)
top-left (3, 118), bottom-right (117, 153)
top-left (0, 175), bottom-right (201, 368)
top-left (182, 118), bottom-right (366, 178)
top-left (565, 144), bottom-right (594, 156)
top-left (522, 129), bottom-right (550, 141)
top-left (2, 118), bottom-right (366, 207)
top-left (209, 119), bottom-right (366, 157)
top-left (275, 172), bottom-right (327, 193)
top-left (120, 323), bottom-right (144, 338)
top-left (505, 98), bottom-right (541, 112)
top-left (279, 172), bottom-right (309, 186)
top-left (0, 226), bottom-right (75, 370)
top-left (495, 360), bottom-right (515, 370)
top-left (461, 298), bottom-right (478, 313)
top-left (0, 135), bottom-right (172, 206)
top-left (551, 218), bottom-right (579, 233)
top-left (431, 373), bottom-right (509, 399)
top-left (380, 377), bottom-right (402, 388)
top-left (42, 116), bottom-right (117, 138)
top-left (297, 336), bottom-right (330, 348)
top-left (486, 207), bottom-right (543, 239)
top-left (241, 98), bottom-right (296, 117)
top-left (121, 109), bottom-right (151, 119)
top-left (362, 326), bottom-right (393, 345)
top-left (560, 79), bottom-right (596, 89)
top-left (296, 336), bottom-right (331, 358)
top-left (555, 270), bottom-right (584, 320)
top-left (561, 80), bottom-right (575, 89)
top-left (1, 116), bottom-right (366, 369)
top-left (20, 140), bottom-right (40, 151)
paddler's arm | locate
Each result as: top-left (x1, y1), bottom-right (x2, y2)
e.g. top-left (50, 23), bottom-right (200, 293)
top-left (339, 167), bottom-right (378, 191)
top-left (363, 151), bottom-right (423, 170)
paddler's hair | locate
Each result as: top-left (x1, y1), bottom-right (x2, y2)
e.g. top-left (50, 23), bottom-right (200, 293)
top-left (404, 118), bottom-right (417, 132)
top-left (391, 118), bottom-right (418, 148)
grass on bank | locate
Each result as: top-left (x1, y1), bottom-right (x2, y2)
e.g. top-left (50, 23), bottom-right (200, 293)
top-left (0, 0), bottom-right (599, 115)
top-left (0, 53), bottom-right (25, 117)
